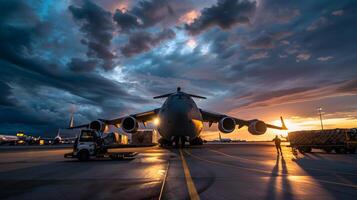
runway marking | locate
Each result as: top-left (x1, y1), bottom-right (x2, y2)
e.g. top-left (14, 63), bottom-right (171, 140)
top-left (158, 161), bottom-right (170, 200)
top-left (208, 148), bottom-right (263, 163)
top-left (210, 148), bottom-right (357, 176)
top-left (184, 149), bottom-right (357, 189)
top-left (184, 149), bottom-right (280, 175)
top-left (180, 149), bottom-right (200, 200)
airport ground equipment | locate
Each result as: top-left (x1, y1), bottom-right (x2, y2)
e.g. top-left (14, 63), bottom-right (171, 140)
top-left (64, 129), bottom-right (137, 161)
top-left (288, 128), bottom-right (357, 154)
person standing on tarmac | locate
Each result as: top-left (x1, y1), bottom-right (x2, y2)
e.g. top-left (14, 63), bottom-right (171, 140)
top-left (273, 135), bottom-right (283, 156)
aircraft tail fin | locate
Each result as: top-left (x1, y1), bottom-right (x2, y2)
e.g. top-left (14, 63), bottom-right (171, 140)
top-left (69, 113), bottom-right (74, 128)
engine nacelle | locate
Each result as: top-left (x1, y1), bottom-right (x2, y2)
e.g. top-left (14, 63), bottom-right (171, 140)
top-left (248, 120), bottom-right (267, 135)
top-left (89, 120), bottom-right (107, 132)
top-left (121, 116), bottom-right (138, 133)
top-left (218, 117), bottom-right (236, 133)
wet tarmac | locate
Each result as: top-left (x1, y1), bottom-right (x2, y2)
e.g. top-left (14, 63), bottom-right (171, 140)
top-left (0, 143), bottom-right (357, 200)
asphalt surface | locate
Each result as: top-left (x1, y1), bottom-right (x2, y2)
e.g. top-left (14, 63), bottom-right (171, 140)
top-left (0, 143), bottom-right (357, 200)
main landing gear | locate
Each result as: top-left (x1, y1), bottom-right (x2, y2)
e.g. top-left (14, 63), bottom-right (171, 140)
top-left (159, 136), bottom-right (204, 148)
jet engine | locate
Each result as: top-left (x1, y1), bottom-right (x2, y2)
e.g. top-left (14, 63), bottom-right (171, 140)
top-left (121, 116), bottom-right (138, 133)
top-left (218, 117), bottom-right (236, 133)
top-left (248, 120), bottom-right (267, 135)
top-left (89, 120), bottom-right (107, 132)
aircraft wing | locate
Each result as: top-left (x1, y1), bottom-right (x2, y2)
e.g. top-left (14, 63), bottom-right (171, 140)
top-left (100, 108), bottom-right (160, 126)
top-left (199, 109), bottom-right (287, 133)
top-left (69, 108), bottom-right (160, 129)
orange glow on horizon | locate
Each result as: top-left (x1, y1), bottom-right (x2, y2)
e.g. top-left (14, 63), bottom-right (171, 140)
top-left (201, 116), bottom-right (357, 141)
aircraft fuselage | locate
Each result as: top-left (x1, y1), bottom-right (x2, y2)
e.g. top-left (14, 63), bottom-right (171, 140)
top-left (157, 92), bottom-right (203, 141)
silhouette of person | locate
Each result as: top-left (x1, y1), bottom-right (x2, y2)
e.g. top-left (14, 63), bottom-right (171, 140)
top-left (272, 135), bottom-right (283, 156)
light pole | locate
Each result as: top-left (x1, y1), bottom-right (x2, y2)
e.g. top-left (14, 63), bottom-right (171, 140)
top-left (317, 107), bottom-right (324, 131)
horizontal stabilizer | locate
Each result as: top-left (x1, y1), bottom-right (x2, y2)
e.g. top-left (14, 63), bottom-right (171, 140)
top-left (153, 93), bottom-right (174, 99)
top-left (187, 93), bottom-right (207, 99)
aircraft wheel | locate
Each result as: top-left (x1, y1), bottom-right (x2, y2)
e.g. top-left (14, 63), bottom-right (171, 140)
top-left (323, 148), bottom-right (333, 153)
top-left (304, 147), bottom-right (312, 153)
top-left (78, 150), bottom-right (90, 161)
top-left (334, 147), bottom-right (347, 154)
top-left (189, 137), bottom-right (204, 146)
top-left (298, 147), bottom-right (311, 154)
top-left (347, 148), bottom-right (356, 154)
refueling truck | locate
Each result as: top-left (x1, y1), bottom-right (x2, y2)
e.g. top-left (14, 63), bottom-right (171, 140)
top-left (64, 129), bottom-right (137, 161)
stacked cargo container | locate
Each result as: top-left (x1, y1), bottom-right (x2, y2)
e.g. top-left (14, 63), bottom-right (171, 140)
top-left (288, 128), bottom-right (357, 153)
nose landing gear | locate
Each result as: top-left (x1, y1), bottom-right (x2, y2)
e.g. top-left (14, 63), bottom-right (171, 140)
top-left (189, 137), bottom-right (204, 145)
top-left (172, 136), bottom-right (187, 148)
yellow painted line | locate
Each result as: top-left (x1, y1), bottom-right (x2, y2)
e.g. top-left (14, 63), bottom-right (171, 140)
top-left (185, 149), bottom-right (357, 189)
top-left (158, 161), bottom-right (170, 200)
top-left (180, 149), bottom-right (200, 200)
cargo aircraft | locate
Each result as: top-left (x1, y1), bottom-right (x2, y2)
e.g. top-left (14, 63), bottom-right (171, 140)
top-left (71, 87), bottom-right (287, 147)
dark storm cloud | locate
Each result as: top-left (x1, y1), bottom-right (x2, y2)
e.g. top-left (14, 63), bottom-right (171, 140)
top-left (0, 1), bottom-right (150, 135)
top-left (246, 31), bottom-right (292, 49)
top-left (69, 0), bottom-right (115, 70)
top-left (0, 81), bottom-right (15, 106)
top-left (67, 58), bottom-right (98, 72)
top-left (112, 0), bottom-right (191, 32)
top-left (131, 0), bottom-right (175, 28)
top-left (185, 0), bottom-right (256, 35)
top-left (121, 29), bottom-right (175, 57)
top-left (238, 79), bottom-right (357, 109)
top-left (113, 9), bottom-right (140, 32)
top-left (0, 0), bottom-right (37, 23)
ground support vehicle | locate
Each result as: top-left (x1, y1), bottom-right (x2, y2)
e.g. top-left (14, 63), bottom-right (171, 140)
top-left (288, 128), bottom-right (357, 154)
top-left (64, 129), bottom-right (138, 161)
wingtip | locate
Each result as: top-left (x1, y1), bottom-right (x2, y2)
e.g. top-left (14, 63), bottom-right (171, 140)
top-left (280, 116), bottom-right (288, 130)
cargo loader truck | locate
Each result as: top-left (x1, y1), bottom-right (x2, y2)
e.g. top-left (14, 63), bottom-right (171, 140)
top-left (64, 129), bottom-right (137, 161)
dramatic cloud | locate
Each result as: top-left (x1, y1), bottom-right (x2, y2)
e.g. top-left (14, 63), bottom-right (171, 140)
top-left (185, 0), bottom-right (256, 35)
top-left (67, 58), bottom-right (98, 72)
top-left (131, 0), bottom-right (175, 28)
top-left (0, 81), bottom-right (15, 106)
top-left (69, 0), bottom-right (115, 70)
top-left (296, 53), bottom-right (311, 62)
top-left (113, 0), bottom-right (191, 31)
top-left (332, 10), bottom-right (344, 16)
top-left (247, 51), bottom-right (269, 60)
top-left (317, 56), bottom-right (334, 62)
top-left (121, 29), bottom-right (175, 57)
top-left (113, 9), bottom-right (140, 32)
top-left (179, 10), bottom-right (201, 25)
top-left (306, 17), bottom-right (328, 31)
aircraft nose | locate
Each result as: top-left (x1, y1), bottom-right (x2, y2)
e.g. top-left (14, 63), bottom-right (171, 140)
top-left (169, 104), bottom-right (190, 123)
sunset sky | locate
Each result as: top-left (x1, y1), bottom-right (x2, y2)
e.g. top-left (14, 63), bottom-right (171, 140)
top-left (0, 0), bottom-right (356, 140)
